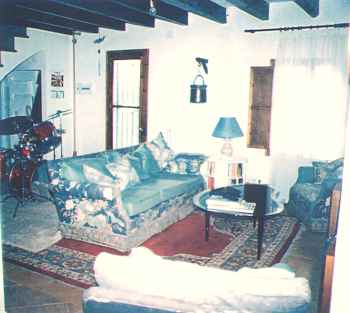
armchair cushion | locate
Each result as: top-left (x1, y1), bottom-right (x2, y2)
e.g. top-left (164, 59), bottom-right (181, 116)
top-left (297, 166), bottom-right (314, 184)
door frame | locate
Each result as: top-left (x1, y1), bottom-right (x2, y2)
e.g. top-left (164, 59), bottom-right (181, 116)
top-left (106, 49), bottom-right (149, 150)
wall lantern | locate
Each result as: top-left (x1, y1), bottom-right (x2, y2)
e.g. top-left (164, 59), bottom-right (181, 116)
top-left (190, 57), bottom-right (208, 103)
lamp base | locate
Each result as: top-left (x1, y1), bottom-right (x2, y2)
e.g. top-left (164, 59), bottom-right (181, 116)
top-left (221, 140), bottom-right (233, 158)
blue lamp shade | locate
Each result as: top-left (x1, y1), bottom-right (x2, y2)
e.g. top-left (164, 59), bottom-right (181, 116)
top-left (212, 117), bottom-right (243, 139)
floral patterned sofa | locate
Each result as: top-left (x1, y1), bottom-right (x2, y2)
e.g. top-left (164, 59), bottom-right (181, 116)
top-left (38, 133), bottom-right (206, 251)
top-left (286, 158), bottom-right (343, 232)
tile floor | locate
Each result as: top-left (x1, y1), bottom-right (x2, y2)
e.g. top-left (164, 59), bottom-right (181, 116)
top-left (3, 223), bottom-right (326, 313)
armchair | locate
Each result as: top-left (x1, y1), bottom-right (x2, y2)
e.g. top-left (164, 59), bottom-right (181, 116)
top-left (286, 158), bottom-right (343, 231)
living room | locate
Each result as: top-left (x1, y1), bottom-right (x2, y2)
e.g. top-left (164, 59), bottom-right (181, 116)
top-left (0, 0), bottom-right (350, 312)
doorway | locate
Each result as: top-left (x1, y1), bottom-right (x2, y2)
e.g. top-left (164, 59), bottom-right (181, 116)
top-left (106, 49), bottom-right (149, 150)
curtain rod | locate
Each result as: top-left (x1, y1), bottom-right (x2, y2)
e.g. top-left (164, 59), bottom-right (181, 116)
top-left (245, 22), bottom-right (349, 34)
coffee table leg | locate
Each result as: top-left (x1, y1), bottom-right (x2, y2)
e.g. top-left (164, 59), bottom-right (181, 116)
top-left (205, 211), bottom-right (210, 241)
top-left (257, 213), bottom-right (264, 260)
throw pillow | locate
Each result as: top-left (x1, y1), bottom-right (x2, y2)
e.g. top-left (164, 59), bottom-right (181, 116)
top-left (146, 132), bottom-right (174, 169)
top-left (132, 144), bottom-right (161, 178)
top-left (60, 157), bottom-right (111, 183)
top-left (165, 153), bottom-right (207, 175)
top-left (106, 155), bottom-right (140, 191)
top-left (312, 161), bottom-right (329, 184)
top-left (313, 158), bottom-right (344, 184)
top-left (297, 166), bottom-right (314, 184)
top-left (83, 164), bottom-right (116, 187)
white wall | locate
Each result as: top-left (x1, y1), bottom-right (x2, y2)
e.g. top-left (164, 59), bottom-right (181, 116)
top-left (69, 0), bottom-right (350, 183)
top-left (0, 0), bottom-right (350, 311)
top-left (0, 1), bottom-right (348, 175)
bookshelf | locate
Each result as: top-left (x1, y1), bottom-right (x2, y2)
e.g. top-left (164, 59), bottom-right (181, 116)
top-left (205, 156), bottom-right (246, 189)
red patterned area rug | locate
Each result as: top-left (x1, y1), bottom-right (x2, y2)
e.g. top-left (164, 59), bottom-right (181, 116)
top-left (3, 212), bottom-right (299, 289)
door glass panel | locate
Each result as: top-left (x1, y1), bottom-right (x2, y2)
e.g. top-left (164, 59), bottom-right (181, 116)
top-left (112, 59), bottom-right (141, 149)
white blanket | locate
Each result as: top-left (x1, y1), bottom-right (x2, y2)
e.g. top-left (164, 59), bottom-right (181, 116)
top-left (91, 248), bottom-right (310, 313)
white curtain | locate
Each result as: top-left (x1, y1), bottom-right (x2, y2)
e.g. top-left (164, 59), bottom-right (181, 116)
top-left (269, 28), bottom-right (349, 201)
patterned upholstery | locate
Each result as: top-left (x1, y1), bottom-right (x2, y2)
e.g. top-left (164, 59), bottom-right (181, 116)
top-left (286, 158), bottom-right (343, 232)
top-left (39, 134), bottom-right (207, 251)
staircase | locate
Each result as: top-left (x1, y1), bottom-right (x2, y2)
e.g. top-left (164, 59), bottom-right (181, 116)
top-left (0, 25), bottom-right (29, 67)
top-left (0, 70), bottom-right (41, 148)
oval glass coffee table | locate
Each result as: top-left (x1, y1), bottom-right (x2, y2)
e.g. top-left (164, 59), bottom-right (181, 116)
top-left (193, 184), bottom-right (284, 260)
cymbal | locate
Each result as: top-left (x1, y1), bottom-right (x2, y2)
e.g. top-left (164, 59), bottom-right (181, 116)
top-left (48, 109), bottom-right (72, 120)
top-left (0, 116), bottom-right (33, 135)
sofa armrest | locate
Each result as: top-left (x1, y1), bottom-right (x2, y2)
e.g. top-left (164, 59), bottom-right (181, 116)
top-left (51, 179), bottom-right (131, 234)
top-left (164, 153), bottom-right (208, 175)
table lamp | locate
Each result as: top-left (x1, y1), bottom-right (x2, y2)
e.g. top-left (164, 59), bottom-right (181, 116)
top-left (212, 117), bottom-right (243, 157)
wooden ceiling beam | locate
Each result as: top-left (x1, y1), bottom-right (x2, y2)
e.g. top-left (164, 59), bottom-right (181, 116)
top-left (159, 0), bottom-right (227, 24)
top-left (0, 17), bottom-right (74, 35)
top-left (12, 5), bottom-right (99, 33)
top-left (12, 0), bottom-right (125, 31)
top-left (225, 0), bottom-right (269, 20)
top-left (25, 20), bottom-right (75, 35)
top-left (293, 0), bottom-right (319, 17)
top-left (110, 0), bottom-right (188, 25)
top-left (52, 0), bottom-right (155, 28)
top-left (0, 25), bottom-right (28, 38)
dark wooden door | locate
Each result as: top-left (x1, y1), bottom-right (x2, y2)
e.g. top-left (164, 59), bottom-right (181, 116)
top-left (106, 49), bottom-right (149, 150)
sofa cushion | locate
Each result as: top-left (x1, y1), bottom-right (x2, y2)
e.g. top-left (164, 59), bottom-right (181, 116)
top-left (121, 183), bottom-right (162, 217)
top-left (156, 172), bottom-right (204, 201)
top-left (121, 173), bottom-right (203, 217)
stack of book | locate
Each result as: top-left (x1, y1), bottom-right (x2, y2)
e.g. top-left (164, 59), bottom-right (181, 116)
top-left (206, 195), bottom-right (256, 214)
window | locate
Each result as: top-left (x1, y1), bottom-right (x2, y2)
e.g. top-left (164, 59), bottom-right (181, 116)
top-left (247, 60), bottom-right (274, 155)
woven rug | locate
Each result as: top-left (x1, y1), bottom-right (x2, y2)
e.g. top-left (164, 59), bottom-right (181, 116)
top-left (3, 212), bottom-right (300, 289)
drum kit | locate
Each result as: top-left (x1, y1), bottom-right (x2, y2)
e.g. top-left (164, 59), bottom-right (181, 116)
top-left (0, 109), bottom-right (71, 217)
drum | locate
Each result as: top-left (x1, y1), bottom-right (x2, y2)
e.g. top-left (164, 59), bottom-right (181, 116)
top-left (22, 121), bottom-right (61, 157)
top-left (32, 121), bottom-right (56, 140)
top-left (9, 160), bottom-right (39, 197)
top-left (0, 148), bottom-right (14, 181)
top-left (35, 136), bottom-right (62, 155)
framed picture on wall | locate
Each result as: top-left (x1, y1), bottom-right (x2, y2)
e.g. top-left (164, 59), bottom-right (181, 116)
top-left (51, 72), bottom-right (64, 87)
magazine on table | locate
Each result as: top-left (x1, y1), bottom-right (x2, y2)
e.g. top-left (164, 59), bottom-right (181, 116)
top-left (206, 195), bottom-right (256, 213)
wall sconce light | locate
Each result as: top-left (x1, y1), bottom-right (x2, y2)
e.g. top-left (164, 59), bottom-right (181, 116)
top-left (190, 57), bottom-right (208, 103)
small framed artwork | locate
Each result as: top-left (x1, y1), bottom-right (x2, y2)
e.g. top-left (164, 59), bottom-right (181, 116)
top-left (51, 72), bottom-right (64, 87)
